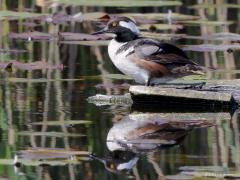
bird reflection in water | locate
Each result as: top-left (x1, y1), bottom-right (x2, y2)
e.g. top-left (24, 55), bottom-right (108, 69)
top-left (90, 113), bottom-right (213, 173)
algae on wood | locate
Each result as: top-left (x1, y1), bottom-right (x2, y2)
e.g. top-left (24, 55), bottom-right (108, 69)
top-left (87, 94), bottom-right (132, 106)
top-left (88, 79), bottom-right (240, 107)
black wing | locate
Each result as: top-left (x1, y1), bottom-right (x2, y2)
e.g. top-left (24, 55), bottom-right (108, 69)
top-left (127, 39), bottom-right (205, 76)
top-left (132, 39), bottom-right (196, 65)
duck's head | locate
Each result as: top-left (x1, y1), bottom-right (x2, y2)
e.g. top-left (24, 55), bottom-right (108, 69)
top-left (93, 17), bottom-right (140, 42)
top-left (90, 150), bottom-right (138, 173)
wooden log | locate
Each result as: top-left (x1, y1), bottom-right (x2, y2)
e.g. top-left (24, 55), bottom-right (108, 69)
top-left (87, 93), bottom-right (233, 112)
top-left (130, 79), bottom-right (240, 107)
top-left (129, 112), bottom-right (231, 122)
top-left (130, 86), bottom-right (232, 102)
top-left (130, 86), bottom-right (235, 108)
top-left (87, 79), bottom-right (240, 109)
top-left (87, 94), bottom-right (132, 106)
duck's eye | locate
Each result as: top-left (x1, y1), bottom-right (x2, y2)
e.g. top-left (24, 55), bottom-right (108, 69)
top-left (112, 22), bottom-right (118, 27)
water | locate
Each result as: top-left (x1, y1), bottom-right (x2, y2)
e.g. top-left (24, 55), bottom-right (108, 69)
top-left (0, 1), bottom-right (240, 179)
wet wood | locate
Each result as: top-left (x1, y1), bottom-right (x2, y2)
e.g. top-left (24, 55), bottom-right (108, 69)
top-left (130, 79), bottom-right (240, 106)
top-left (87, 94), bottom-right (133, 106)
top-left (129, 112), bottom-right (231, 122)
top-left (130, 86), bottom-right (231, 101)
top-left (88, 80), bottom-right (240, 108)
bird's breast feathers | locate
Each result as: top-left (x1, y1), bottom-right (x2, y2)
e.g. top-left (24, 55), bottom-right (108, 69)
top-left (108, 39), bottom-right (149, 84)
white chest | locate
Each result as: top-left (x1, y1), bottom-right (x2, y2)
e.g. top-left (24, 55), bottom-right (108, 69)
top-left (107, 39), bottom-right (149, 84)
top-left (108, 39), bottom-right (129, 61)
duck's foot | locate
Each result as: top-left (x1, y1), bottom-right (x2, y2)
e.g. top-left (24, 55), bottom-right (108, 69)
top-left (144, 80), bottom-right (206, 90)
top-left (145, 83), bottom-right (155, 87)
top-left (176, 82), bottom-right (206, 90)
top-left (144, 82), bottom-right (206, 89)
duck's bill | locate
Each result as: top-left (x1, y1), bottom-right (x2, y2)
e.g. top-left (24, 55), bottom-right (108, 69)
top-left (91, 28), bottom-right (108, 35)
top-left (89, 153), bottom-right (105, 163)
top-left (92, 27), bottom-right (111, 35)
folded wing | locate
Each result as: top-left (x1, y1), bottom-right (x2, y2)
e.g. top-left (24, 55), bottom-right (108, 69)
top-left (131, 39), bottom-right (204, 76)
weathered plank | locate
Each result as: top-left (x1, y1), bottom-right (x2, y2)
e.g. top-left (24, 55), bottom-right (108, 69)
top-left (87, 93), bottom-right (233, 111)
top-left (87, 79), bottom-right (240, 109)
top-left (130, 86), bottom-right (232, 102)
top-left (87, 93), bottom-right (132, 106)
top-left (129, 79), bottom-right (240, 107)
top-left (129, 112), bottom-right (231, 122)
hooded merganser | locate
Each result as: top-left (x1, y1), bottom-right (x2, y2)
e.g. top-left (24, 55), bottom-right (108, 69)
top-left (90, 151), bottom-right (138, 173)
top-left (106, 113), bottom-right (188, 153)
top-left (90, 113), bottom-right (189, 173)
top-left (93, 17), bottom-right (205, 86)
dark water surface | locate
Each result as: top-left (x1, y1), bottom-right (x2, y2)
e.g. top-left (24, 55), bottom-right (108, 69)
top-left (0, 0), bottom-right (240, 180)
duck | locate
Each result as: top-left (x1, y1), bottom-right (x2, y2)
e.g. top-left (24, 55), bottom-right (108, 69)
top-left (93, 16), bottom-right (205, 86)
top-left (90, 151), bottom-right (138, 173)
top-left (106, 113), bottom-right (189, 153)
top-left (90, 113), bottom-right (190, 173)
